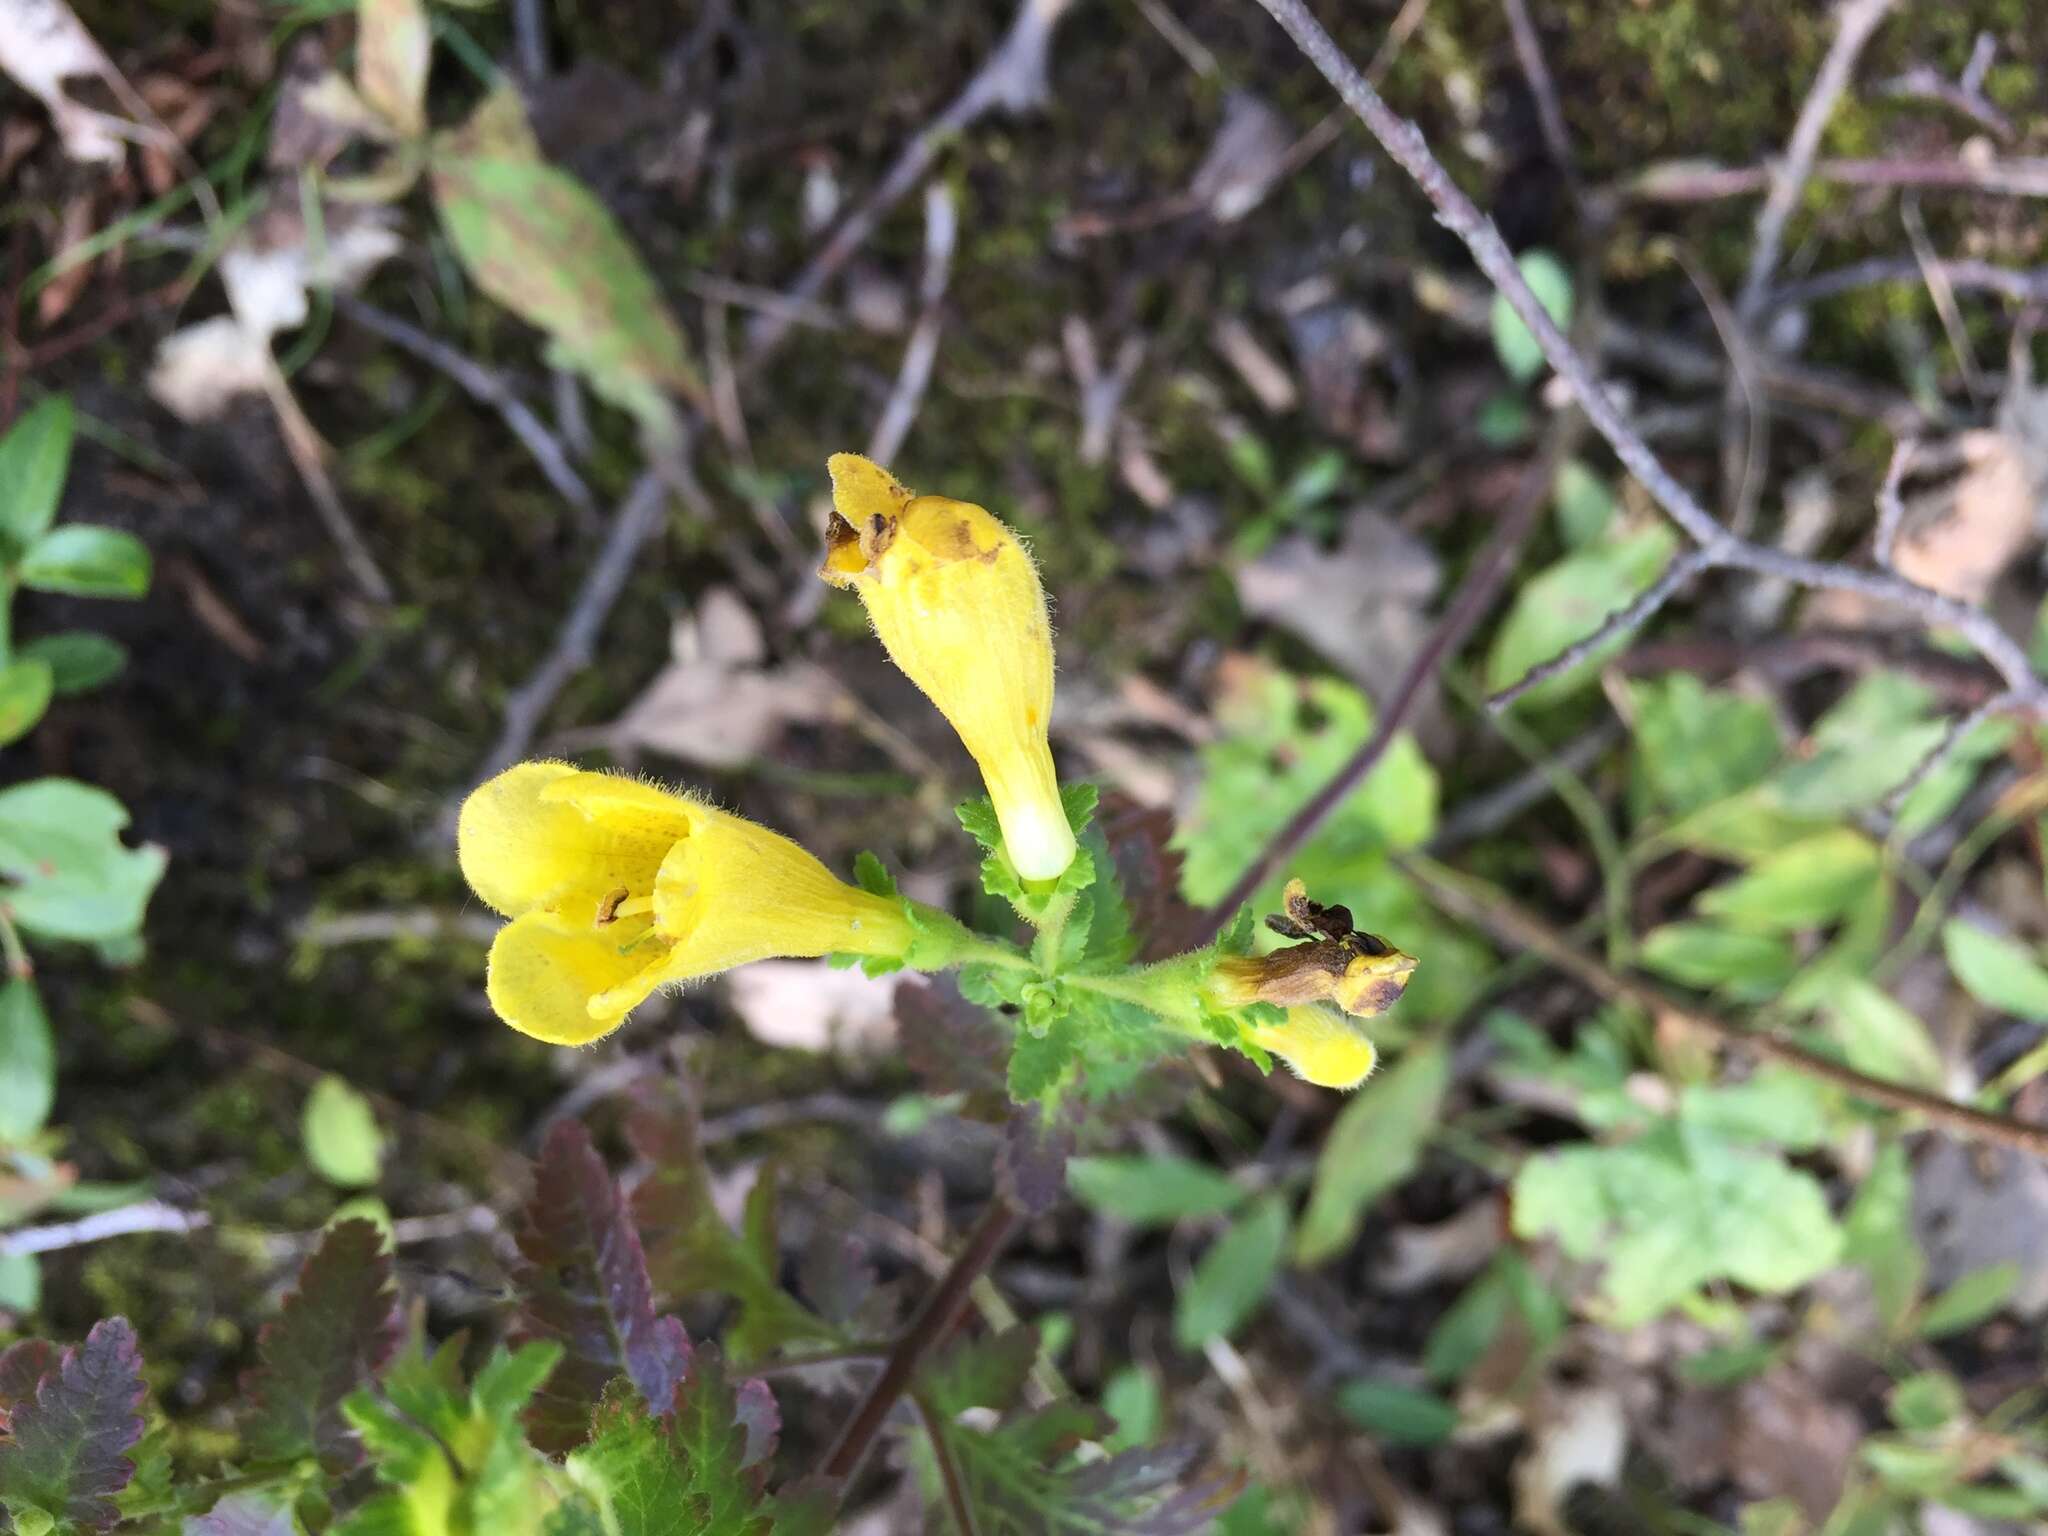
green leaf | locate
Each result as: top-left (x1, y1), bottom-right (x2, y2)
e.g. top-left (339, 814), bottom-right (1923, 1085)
top-left (1552, 458), bottom-right (1615, 547)
top-left (1887, 1371), bottom-right (1965, 1431)
top-left (16, 632), bottom-right (125, 696)
top-left (0, 979), bottom-right (54, 1142)
top-left (1490, 249), bottom-right (1572, 382)
top-left (0, 397), bottom-right (73, 555)
top-left (0, 1319), bottom-right (146, 1533)
top-left (1841, 1141), bottom-right (1924, 1333)
top-left (17, 526), bottom-right (150, 599)
top-left (1510, 1121), bottom-right (1841, 1325)
top-left (1942, 921), bottom-right (2048, 1019)
top-left (1295, 1043), bottom-right (1448, 1265)
top-left (1173, 1194), bottom-right (1289, 1349)
top-left (1101, 1365), bottom-right (1162, 1452)
top-left (1639, 922), bottom-right (1797, 999)
top-left (1067, 1155), bottom-right (1246, 1227)
top-left (1695, 828), bottom-right (1881, 931)
top-left (0, 660), bottom-right (52, 747)
top-left (1676, 1069), bottom-right (1832, 1151)
top-left (302, 1075), bottom-right (385, 1188)
top-left (241, 1219), bottom-right (401, 1471)
top-left (1334, 1380), bottom-right (1458, 1446)
top-left (1629, 674), bottom-right (1782, 819)
top-left (1678, 1339), bottom-right (1779, 1386)
top-left (1825, 979), bottom-right (1943, 1091)
top-left (1422, 1265), bottom-right (1509, 1385)
top-left (1484, 526), bottom-right (1679, 706)
top-left (431, 86), bottom-right (702, 437)
top-left (0, 1253), bottom-right (38, 1313)
top-left (1766, 672), bottom-right (1948, 816)
top-left (850, 850), bottom-right (896, 897)
top-left (0, 778), bottom-right (167, 943)
top-left (1008, 1011), bottom-right (1081, 1103)
top-left (1915, 1261), bottom-right (2019, 1339)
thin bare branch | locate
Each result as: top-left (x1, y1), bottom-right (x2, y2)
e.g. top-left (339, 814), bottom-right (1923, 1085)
top-left (1884, 688), bottom-right (2025, 816)
top-left (340, 298), bottom-right (599, 525)
top-left (868, 183), bottom-right (958, 465)
top-left (1485, 547), bottom-right (1712, 711)
top-left (914, 1392), bottom-right (984, 1536)
top-left (1499, 0), bottom-right (1577, 199)
top-left (1765, 256), bottom-right (2048, 312)
top-left (1879, 32), bottom-right (2012, 142)
top-left (1622, 155), bottom-right (2048, 203)
top-left (1736, 0), bottom-right (1899, 319)
top-left (1873, 438), bottom-right (1917, 569)
top-left (0, 1201), bottom-right (211, 1257)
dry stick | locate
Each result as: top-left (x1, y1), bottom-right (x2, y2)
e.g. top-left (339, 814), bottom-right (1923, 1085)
top-left (1188, 417), bottom-right (1574, 947)
top-left (1765, 257), bottom-right (2048, 312)
top-left (742, 0), bottom-right (1077, 369)
top-left (867, 183), bottom-right (958, 465)
top-left (1402, 856), bottom-right (2048, 1161)
top-left (1622, 155), bottom-right (2048, 204)
top-left (1725, 0), bottom-right (1895, 557)
top-left (339, 298), bottom-right (599, 525)
top-left (1487, 548), bottom-right (1714, 710)
top-left (0, 1201), bottom-right (212, 1258)
top-left (1879, 32), bottom-right (2011, 142)
top-left (820, 1197), bottom-right (1023, 1483)
top-left (474, 463), bottom-right (674, 782)
top-left (1499, 0), bottom-right (1577, 200)
top-left (1238, 0), bottom-right (2047, 712)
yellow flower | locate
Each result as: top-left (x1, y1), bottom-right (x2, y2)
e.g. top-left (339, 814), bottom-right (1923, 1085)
top-left (458, 762), bottom-right (914, 1044)
top-left (1202, 879), bottom-right (1418, 1019)
top-left (820, 453), bottom-right (1076, 883)
top-left (1246, 1006), bottom-right (1379, 1090)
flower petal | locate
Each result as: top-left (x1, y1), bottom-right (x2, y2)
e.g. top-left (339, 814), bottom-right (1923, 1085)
top-left (1249, 1005), bottom-right (1379, 1090)
top-left (486, 910), bottom-right (666, 1044)
top-left (458, 760), bottom-right (583, 915)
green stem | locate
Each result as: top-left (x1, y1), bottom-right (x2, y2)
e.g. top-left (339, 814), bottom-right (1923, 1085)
top-left (0, 909), bottom-right (31, 981)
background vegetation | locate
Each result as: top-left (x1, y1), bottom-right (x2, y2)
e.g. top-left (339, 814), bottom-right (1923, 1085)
top-left (2, 0), bottom-right (2047, 1530)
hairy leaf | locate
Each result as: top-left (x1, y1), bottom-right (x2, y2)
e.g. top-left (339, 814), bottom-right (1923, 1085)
top-left (0, 1317), bottom-right (146, 1534)
top-left (1095, 795), bottom-right (1202, 961)
top-left (897, 976), bottom-right (1010, 1107)
top-left (514, 1120), bottom-right (693, 1451)
top-left (240, 1218), bottom-right (401, 1471)
top-left (921, 1327), bottom-right (1039, 1420)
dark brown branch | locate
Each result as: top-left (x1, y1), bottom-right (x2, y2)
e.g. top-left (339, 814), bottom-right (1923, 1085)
top-left (1402, 856), bottom-right (2048, 1161)
top-left (820, 1197), bottom-right (1021, 1483)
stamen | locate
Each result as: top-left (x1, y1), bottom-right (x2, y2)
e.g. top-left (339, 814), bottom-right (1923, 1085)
top-left (594, 887), bottom-right (632, 925)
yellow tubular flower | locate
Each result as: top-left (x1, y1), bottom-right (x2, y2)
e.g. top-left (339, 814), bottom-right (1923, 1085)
top-left (1204, 937), bottom-right (1419, 1019)
top-left (820, 453), bottom-right (1077, 883)
top-left (458, 762), bottom-right (914, 1044)
top-left (1247, 1006), bottom-right (1379, 1090)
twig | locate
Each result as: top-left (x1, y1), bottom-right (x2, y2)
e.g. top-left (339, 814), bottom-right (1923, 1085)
top-left (1246, 0), bottom-right (2047, 711)
top-left (339, 299), bottom-right (598, 525)
top-left (1621, 155), bottom-right (2048, 204)
top-left (820, 1197), bottom-right (1021, 1482)
top-left (1873, 438), bottom-right (1916, 569)
top-left (1189, 412), bottom-right (1575, 945)
top-left (0, 1201), bottom-right (211, 1257)
top-left (1487, 548), bottom-right (1714, 710)
top-left (1765, 257), bottom-right (2048, 312)
top-left (1619, 626), bottom-right (2007, 705)
top-left (867, 183), bottom-right (957, 465)
top-left (1401, 855), bottom-right (2048, 1162)
top-left (1883, 687), bottom-right (2021, 815)
top-left (1426, 723), bottom-right (1625, 855)
top-left (1879, 33), bottom-right (2012, 142)
top-left (914, 1392), bottom-right (983, 1536)
top-left (472, 465), bottom-right (674, 784)
top-left (265, 373), bottom-right (395, 605)
top-left (1735, 0), bottom-right (1899, 320)
top-left (744, 0), bottom-right (1077, 369)
top-left (1901, 194), bottom-right (1984, 399)
top-left (1499, 0), bottom-right (1577, 201)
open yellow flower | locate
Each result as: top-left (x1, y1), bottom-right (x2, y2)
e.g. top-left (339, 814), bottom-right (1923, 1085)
top-left (820, 453), bottom-right (1076, 883)
top-left (458, 762), bottom-right (914, 1044)
top-left (1245, 1006), bottom-right (1379, 1090)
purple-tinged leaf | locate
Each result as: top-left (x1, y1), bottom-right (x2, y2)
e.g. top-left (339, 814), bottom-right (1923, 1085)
top-left (731, 1377), bottom-right (778, 1471)
top-left (1000, 1106), bottom-right (1075, 1216)
top-left (0, 1317), bottom-right (146, 1534)
top-left (897, 977), bottom-right (1008, 1105)
top-left (1096, 794), bottom-right (1201, 961)
top-left (513, 1120), bottom-right (691, 1451)
top-left (240, 1218), bottom-right (400, 1472)
top-left (184, 1491), bottom-right (299, 1535)
top-left (0, 1340), bottom-right (60, 1423)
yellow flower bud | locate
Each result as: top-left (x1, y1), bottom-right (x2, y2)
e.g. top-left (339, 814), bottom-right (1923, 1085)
top-left (458, 762), bottom-right (913, 1044)
top-left (1246, 1006), bottom-right (1379, 1090)
top-left (820, 453), bottom-right (1077, 882)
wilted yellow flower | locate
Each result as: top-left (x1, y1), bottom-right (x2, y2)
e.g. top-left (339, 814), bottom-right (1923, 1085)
top-left (820, 453), bottom-right (1076, 883)
top-left (1203, 880), bottom-right (1418, 1019)
top-left (1246, 1006), bottom-right (1379, 1090)
top-left (458, 762), bottom-right (913, 1044)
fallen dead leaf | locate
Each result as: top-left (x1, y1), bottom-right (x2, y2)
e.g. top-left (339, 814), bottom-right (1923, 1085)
top-left (724, 959), bottom-right (901, 1057)
top-left (608, 587), bottom-right (839, 768)
top-left (1235, 506), bottom-right (1440, 697)
top-left (1731, 1367), bottom-right (1860, 1524)
top-left (1186, 91), bottom-right (1293, 223)
top-left (1892, 427), bottom-right (2038, 603)
top-left (1511, 1385), bottom-right (1626, 1536)
top-left (1372, 1198), bottom-right (1503, 1294)
top-left (36, 192), bottom-right (97, 325)
top-left (0, 0), bottom-right (127, 163)
top-left (1913, 1136), bottom-right (2048, 1319)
